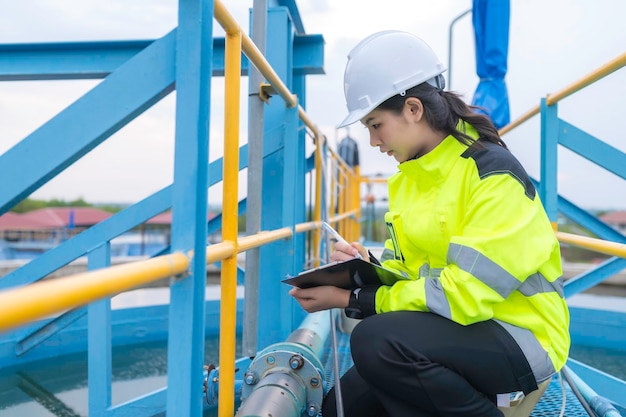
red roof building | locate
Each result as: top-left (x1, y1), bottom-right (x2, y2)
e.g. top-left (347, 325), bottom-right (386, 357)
top-left (0, 207), bottom-right (113, 241)
top-left (600, 210), bottom-right (626, 234)
top-left (19, 207), bottom-right (112, 228)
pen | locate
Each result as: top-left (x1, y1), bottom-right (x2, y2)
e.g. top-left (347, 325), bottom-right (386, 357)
top-left (322, 221), bottom-right (363, 259)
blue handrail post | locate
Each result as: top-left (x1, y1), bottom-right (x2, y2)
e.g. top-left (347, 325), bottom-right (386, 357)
top-left (540, 98), bottom-right (559, 223)
top-left (166, 0), bottom-right (214, 416)
top-left (87, 243), bottom-right (112, 417)
top-left (257, 7), bottom-right (299, 349)
top-left (291, 56), bottom-right (308, 329)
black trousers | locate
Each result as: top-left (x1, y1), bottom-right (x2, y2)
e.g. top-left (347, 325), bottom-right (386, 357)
top-left (322, 311), bottom-right (535, 417)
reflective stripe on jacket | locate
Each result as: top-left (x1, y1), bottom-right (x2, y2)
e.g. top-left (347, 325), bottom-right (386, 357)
top-left (376, 125), bottom-right (570, 374)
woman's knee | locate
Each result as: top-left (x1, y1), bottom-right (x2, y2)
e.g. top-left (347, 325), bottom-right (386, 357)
top-left (350, 315), bottom-right (389, 368)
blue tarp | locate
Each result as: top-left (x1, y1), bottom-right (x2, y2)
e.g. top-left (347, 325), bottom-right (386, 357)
top-left (471, 0), bottom-right (511, 129)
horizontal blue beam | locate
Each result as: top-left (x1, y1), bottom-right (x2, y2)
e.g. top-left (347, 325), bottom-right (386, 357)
top-left (0, 34), bottom-right (323, 81)
top-left (559, 119), bottom-right (626, 181)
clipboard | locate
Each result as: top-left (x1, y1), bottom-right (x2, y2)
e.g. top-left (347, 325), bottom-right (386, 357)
top-left (282, 258), bottom-right (406, 289)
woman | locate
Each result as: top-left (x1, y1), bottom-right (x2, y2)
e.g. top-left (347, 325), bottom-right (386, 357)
top-left (289, 31), bottom-right (569, 417)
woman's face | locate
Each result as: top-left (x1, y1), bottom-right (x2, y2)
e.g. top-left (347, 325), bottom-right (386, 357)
top-left (361, 98), bottom-right (435, 163)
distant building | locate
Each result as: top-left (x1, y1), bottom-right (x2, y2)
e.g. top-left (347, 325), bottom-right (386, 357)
top-left (0, 208), bottom-right (220, 260)
top-left (0, 207), bottom-right (113, 242)
top-left (599, 211), bottom-right (626, 234)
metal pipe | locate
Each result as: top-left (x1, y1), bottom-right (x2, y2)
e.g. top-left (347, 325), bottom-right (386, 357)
top-left (498, 103), bottom-right (540, 136)
top-left (556, 231), bottom-right (626, 258)
top-left (243, 0), bottom-right (267, 360)
top-left (214, 0), bottom-right (296, 107)
top-left (295, 221), bottom-right (323, 234)
top-left (237, 228), bottom-right (293, 251)
top-left (0, 251), bottom-right (191, 333)
top-left (447, 8), bottom-right (472, 91)
top-left (214, 1), bottom-right (324, 142)
top-left (219, 28), bottom-right (243, 417)
top-left (328, 210), bottom-right (359, 225)
top-left (546, 52), bottom-right (626, 105)
top-left (286, 310), bottom-right (331, 356)
top-left (236, 311), bottom-right (330, 417)
top-left (237, 372), bottom-right (307, 417)
top-left (499, 52), bottom-right (626, 136)
top-left (562, 366), bottom-right (622, 417)
top-left (0, 218), bottom-right (341, 334)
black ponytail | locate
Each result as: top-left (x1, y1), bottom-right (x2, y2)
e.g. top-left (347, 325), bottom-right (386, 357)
top-left (377, 83), bottom-right (508, 149)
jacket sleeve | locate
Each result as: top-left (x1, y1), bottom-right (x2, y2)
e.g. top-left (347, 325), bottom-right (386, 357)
top-left (374, 171), bottom-right (560, 325)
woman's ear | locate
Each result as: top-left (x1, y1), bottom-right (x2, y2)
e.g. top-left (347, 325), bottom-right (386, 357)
top-left (404, 97), bottom-right (424, 122)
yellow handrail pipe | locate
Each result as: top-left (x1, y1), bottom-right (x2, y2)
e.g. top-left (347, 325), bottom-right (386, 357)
top-left (499, 51), bottom-right (626, 137)
top-left (296, 221), bottom-right (323, 234)
top-left (214, 0), bottom-right (296, 108)
top-left (0, 251), bottom-right (191, 334)
top-left (498, 104), bottom-right (540, 136)
top-left (546, 52), bottom-right (626, 105)
top-left (238, 227), bottom-right (294, 251)
top-left (328, 210), bottom-right (358, 226)
top-left (213, 0), bottom-right (324, 141)
top-left (556, 231), bottom-right (626, 259)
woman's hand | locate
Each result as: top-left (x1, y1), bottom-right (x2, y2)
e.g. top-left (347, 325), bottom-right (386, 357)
top-left (330, 241), bottom-right (368, 262)
top-left (289, 286), bottom-right (351, 313)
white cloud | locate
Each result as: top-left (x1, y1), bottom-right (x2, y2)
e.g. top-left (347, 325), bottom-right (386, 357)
top-left (0, 0), bottom-right (625, 209)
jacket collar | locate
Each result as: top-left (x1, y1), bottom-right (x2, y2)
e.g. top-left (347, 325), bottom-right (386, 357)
top-left (396, 121), bottom-right (480, 183)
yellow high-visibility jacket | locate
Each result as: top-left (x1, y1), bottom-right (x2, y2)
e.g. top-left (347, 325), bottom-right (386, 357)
top-left (369, 125), bottom-right (570, 378)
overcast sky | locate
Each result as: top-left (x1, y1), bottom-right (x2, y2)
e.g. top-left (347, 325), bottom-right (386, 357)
top-left (1, 0), bottom-right (625, 210)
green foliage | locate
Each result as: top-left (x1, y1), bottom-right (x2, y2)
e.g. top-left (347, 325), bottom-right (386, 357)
top-left (11, 197), bottom-right (117, 213)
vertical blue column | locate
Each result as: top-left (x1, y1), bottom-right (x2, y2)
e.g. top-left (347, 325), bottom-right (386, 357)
top-left (540, 98), bottom-right (559, 222)
top-left (87, 243), bottom-right (112, 417)
top-left (257, 7), bottom-right (298, 348)
top-left (166, 0), bottom-right (213, 416)
top-left (291, 72), bottom-right (308, 327)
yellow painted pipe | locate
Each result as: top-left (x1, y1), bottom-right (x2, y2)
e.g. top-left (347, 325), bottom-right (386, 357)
top-left (498, 104), bottom-right (540, 136)
top-left (352, 166), bottom-right (362, 242)
top-left (219, 29), bottom-right (242, 417)
top-left (238, 228), bottom-right (293, 251)
top-left (499, 52), bottom-right (625, 137)
top-left (205, 241), bottom-right (237, 263)
top-left (328, 147), bottom-right (356, 176)
top-left (556, 231), bottom-right (626, 259)
top-left (0, 252), bottom-right (189, 333)
top-left (547, 52), bottom-right (626, 105)
top-left (329, 210), bottom-right (358, 225)
top-left (295, 221), bottom-right (322, 234)
top-left (360, 176), bottom-right (388, 184)
top-left (298, 107), bottom-right (323, 140)
top-left (214, 1), bottom-right (326, 150)
top-left (214, 0), bottom-right (296, 108)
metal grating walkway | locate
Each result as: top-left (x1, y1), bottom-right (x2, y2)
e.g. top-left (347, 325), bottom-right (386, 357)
top-left (320, 328), bottom-right (591, 416)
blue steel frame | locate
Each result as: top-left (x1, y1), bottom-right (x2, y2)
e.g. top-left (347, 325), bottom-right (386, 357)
top-left (539, 98), bottom-right (626, 406)
top-left (0, 1), bottom-right (323, 416)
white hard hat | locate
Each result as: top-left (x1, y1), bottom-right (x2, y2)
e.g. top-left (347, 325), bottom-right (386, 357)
top-left (337, 31), bottom-right (447, 128)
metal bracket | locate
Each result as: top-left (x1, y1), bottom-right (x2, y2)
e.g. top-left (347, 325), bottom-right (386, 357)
top-left (258, 82), bottom-right (276, 104)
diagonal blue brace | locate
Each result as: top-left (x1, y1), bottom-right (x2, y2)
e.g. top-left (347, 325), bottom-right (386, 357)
top-left (0, 30), bottom-right (177, 215)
